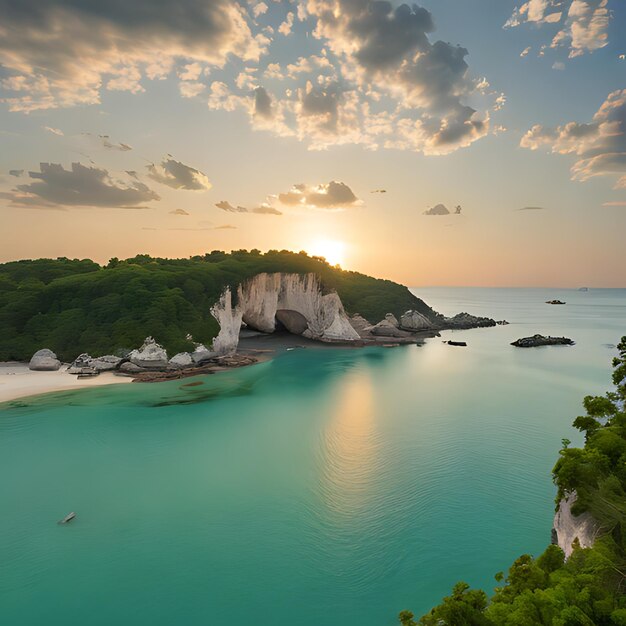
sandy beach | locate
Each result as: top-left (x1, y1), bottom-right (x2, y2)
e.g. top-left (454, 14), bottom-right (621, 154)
top-left (0, 362), bottom-right (132, 404)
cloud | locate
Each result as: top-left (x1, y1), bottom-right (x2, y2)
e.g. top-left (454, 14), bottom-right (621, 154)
top-left (278, 12), bottom-right (295, 36)
top-left (516, 206), bottom-right (547, 210)
top-left (9, 169), bottom-right (24, 177)
top-left (99, 135), bottom-right (132, 151)
top-left (602, 201), bottom-right (626, 207)
top-left (504, 0), bottom-right (610, 59)
top-left (552, 61), bottom-right (565, 70)
top-left (277, 181), bottom-right (359, 208)
top-left (215, 199), bottom-right (282, 215)
top-left (423, 203), bottom-right (450, 215)
top-left (43, 126), bottom-right (63, 136)
top-left (370, 189), bottom-right (387, 193)
top-left (4, 162), bottom-right (159, 208)
top-left (520, 89), bottom-right (626, 188)
top-left (214, 224), bottom-right (237, 229)
top-left (147, 157), bottom-right (212, 190)
top-left (0, 0), bottom-right (266, 112)
top-left (254, 86), bottom-right (273, 119)
top-left (520, 46), bottom-right (532, 57)
top-left (169, 208), bottom-right (189, 215)
top-left (215, 200), bottom-right (248, 213)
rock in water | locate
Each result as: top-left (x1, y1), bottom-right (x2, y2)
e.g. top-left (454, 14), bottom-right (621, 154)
top-left (511, 334), bottom-right (574, 348)
top-left (129, 337), bottom-right (168, 369)
top-left (442, 312), bottom-right (496, 329)
top-left (29, 348), bottom-right (61, 371)
top-left (369, 319), bottom-right (411, 338)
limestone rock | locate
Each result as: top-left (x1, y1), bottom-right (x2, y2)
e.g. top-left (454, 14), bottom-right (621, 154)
top-left (512, 334), bottom-right (574, 348)
top-left (169, 352), bottom-right (193, 369)
top-left (209, 273), bottom-right (360, 355)
top-left (400, 310), bottom-right (434, 331)
top-left (349, 314), bottom-right (374, 337)
top-left (369, 319), bottom-right (411, 338)
top-left (384, 313), bottom-right (399, 327)
top-left (68, 353), bottom-right (121, 373)
top-left (552, 491), bottom-right (599, 559)
top-left (276, 309), bottom-right (309, 335)
top-left (119, 362), bottom-right (145, 374)
top-left (29, 348), bottom-right (61, 371)
top-left (129, 337), bottom-right (168, 369)
top-left (191, 345), bottom-right (217, 365)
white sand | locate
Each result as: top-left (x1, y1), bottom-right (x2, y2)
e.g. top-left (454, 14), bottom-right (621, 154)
top-left (0, 362), bottom-right (131, 403)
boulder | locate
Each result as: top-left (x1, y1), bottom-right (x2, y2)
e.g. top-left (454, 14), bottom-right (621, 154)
top-left (275, 309), bottom-right (309, 335)
top-left (191, 345), bottom-right (218, 365)
top-left (128, 337), bottom-right (168, 369)
top-left (400, 310), bottom-right (434, 331)
top-left (29, 348), bottom-right (61, 371)
top-left (169, 352), bottom-right (193, 369)
top-left (119, 362), bottom-right (145, 374)
top-left (68, 353), bottom-right (121, 373)
top-left (349, 314), bottom-right (373, 337)
top-left (384, 313), bottom-right (399, 327)
top-left (511, 334), bottom-right (574, 348)
top-left (370, 319), bottom-right (411, 338)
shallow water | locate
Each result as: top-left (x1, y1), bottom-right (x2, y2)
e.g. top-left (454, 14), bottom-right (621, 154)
top-left (1, 288), bottom-right (624, 626)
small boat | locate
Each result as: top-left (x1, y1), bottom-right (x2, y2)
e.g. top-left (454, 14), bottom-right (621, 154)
top-left (447, 340), bottom-right (467, 347)
top-left (58, 512), bottom-right (76, 525)
top-left (545, 300), bottom-right (566, 305)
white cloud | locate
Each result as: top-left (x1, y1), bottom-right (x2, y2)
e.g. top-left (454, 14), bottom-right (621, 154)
top-left (147, 157), bottom-right (212, 190)
top-left (521, 90), bottom-right (626, 187)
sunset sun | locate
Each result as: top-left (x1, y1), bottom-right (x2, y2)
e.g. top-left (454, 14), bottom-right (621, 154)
top-left (308, 239), bottom-right (346, 267)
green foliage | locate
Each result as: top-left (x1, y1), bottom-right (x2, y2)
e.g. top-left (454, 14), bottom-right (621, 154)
top-left (0, 250), bottom-right (435, 362)
top-left (405, 339), bottom-right (626, 625)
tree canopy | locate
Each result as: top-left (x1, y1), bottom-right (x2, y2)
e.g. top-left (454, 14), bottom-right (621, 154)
top-left (0, 250), bottom-right (436, 362)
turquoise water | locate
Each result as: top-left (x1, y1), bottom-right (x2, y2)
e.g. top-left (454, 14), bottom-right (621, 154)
top-left (1, 288), bottom-right (624, 626)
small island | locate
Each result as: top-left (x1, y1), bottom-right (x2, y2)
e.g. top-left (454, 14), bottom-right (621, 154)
top-left (511, 334), bottom-right (575, 348)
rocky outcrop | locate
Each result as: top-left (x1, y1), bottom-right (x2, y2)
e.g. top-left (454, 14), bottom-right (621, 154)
top-left (552, 491), bottom-right (599, 559)
top-left (29, 348), bottom-right (61, 371)
top-left (400, 310), bottom-right (435, 331)
top-left (349, 314), bottom-right (374, 337)
top-left (512, 335), bottom-right (574, 348)
top-left (68, 353), bottom-right (121, 374)
top-left (442, 312), bottom-right (496, 329)
top-left (129, 337), bottom-right (168, 369)
top-left (209, 273), bottom-right (360, 354)
top-left (370, 319), bottom-right (412, 338)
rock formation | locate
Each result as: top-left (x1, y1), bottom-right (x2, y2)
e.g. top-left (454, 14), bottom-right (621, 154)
top-left (68, 353), bottom-right (121, 374)
top-left (400, 310), bottom-right (435, 331)
top-left (129, 337), bottom-right (169, 369)
top-left (209, 273), bottom-right (360, 354)
top-left (29, 348), bottom-right (61, 371)
top-left (511, 335), bottom-right (574, 348)
top-left (168, 352), bottom-right (193, 369)
top-left (552, 491), bottom-right (599, 559)
top-left (349, 314), bottom-right (374, 337)
top-left (442, 312), bottom-right (496, 329)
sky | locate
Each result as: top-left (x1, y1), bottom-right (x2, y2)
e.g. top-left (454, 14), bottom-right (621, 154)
top-left (0, 0), bottom-right (625, 287)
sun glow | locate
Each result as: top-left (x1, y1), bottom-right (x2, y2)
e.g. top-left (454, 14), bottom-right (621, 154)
top-left (308, 239), bottom-right (346, 267)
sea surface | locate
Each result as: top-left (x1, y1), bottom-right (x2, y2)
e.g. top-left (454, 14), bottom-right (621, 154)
top-left (1, 287), bottom-right (624, 626)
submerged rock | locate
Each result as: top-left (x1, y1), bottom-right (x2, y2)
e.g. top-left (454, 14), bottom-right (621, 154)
top-left (552, 491), bottom-right (599, 559)
top-left (511, 334), bottom-right (574, 348)
top-left (129, 337), bottom-right (168, 369)
top-left (29, 348), bottom-right (61, 371)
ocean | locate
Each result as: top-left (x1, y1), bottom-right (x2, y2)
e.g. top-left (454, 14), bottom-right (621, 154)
top-left (1, 287), bottom-right (624, 625)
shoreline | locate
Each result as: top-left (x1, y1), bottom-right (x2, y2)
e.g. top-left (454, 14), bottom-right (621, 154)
top-left (0, 330), bottom-right (432, 404)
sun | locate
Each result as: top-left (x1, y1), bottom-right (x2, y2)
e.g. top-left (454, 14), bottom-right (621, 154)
top-left (309, 239), bottom-right (346, 267)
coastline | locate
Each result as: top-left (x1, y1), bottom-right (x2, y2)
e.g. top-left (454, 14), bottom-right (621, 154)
top-left (0, 362), bottom-right (133, 404)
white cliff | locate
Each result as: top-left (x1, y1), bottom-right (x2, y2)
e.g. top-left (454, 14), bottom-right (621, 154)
top-left (552, 491), bottom-right (599, 559)
top-left (209, 273), bottom-right (360, 354)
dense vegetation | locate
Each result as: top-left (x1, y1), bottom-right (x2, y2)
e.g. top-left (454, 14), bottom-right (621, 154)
top-left (401, 337), bottom-right (626, 626)
top-left (0, 250), bottom-right (436, 362)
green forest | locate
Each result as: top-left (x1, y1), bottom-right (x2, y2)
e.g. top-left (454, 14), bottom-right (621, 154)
top-left (0, 250), bottom-right (437, 362)
top-left (402, 337), bottom-right (626, 626)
